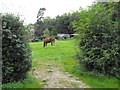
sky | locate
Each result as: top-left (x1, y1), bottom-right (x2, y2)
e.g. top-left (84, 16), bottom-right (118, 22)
top-left (0, 0), bottom-right (95, 24)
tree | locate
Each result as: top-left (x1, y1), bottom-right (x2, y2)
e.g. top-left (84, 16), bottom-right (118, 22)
top-left (34, 8), bottom-right (46, 37)
top-left (50, 29), bottom-right (57, 36)
top-left (44, 17), bottom-right (58, 36)
top-left (34, 8), bottom-right (79, 37)
top-left (54, 13), bottom-right (79, 34)
top-left (24, 23), bottom-right (35, 40)
top-left (44, 17), bottom-right (53, 31)
top-left (34, 21), bottom-right (45, 37)
top-left (37, 8), bottom-right (46, 22)
top-left (24, 24), bottom-right (34, 35)
top-left (43, 28), bottom-right (50, 37)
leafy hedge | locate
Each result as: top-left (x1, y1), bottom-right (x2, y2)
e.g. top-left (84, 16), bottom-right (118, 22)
top-left (73, 2), bottom-right (119, 77)
top-left (2, 14), bottom-right (32, 84)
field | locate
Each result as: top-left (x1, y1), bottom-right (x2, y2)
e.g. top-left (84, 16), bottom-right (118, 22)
top-left (2, 39), bottom-right (118, 88)
top-left (30, 39), bottom-right (118, 88)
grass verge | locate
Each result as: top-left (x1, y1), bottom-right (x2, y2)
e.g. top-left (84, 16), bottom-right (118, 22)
top-left (2, 72), bottom-right (43, 88)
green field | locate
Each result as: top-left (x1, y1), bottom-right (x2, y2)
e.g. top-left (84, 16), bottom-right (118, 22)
top-left (2, 39), bottom-right (118, 88)
top-left (30, 39), bottom-right (118, 88)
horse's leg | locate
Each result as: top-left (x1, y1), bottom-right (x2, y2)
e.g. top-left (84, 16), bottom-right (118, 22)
top-left (54, 42), bottom-right (55, 46)
top-left (51, 41), bottom-right (55, 47)
top-left (51, 42), bottom-right (53, 46)
top-left (43, 42), bottom-right (47, 47)
top-left (43, 42), bottom-right (45, 47)
top-left (53, 40), bottom-right (55, 46)
top-left (46, 43), bottom-right (47, 47)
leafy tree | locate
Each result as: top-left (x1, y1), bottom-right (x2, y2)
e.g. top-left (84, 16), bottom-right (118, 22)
top-left (24, 23), bottom-right (35, 40)
top-left (44, 17), bottom-right (53, 30)
top-left (2, 14), bottom-right (31, 83)
top-left (43, 17), bottom-right (58, 36)
top-left (73, 2), bottom-right (119, 77)
top-left (24, 23), bottom-right (34, 35)
top-left (34, 8), bottom-right (46, 37)
top-left (34, 21), bottom-right (45, 37)
top-left (50, 29), bottom-right (57, 36)
top-left (34, 8), bottom-right (79, 37)
top-left (54, 12), bottom-right (79, 34)
top-left (37, 8), bottom-right (46, 22)
top-left (43, 28), bottom-right (50, 37)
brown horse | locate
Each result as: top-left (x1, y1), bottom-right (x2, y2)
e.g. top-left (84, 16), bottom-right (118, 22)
top-left (43, 37), bottom-right (55, 47)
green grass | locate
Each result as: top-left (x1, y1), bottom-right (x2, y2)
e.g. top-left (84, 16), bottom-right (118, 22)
top-left (2, 74), bottom-right (43, 88)
top-left (29, 39), bottom-right (118, 88)
top-left (3, 39), bottom-right (118, 88)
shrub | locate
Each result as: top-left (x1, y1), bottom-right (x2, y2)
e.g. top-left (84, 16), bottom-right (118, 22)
top-left (2, 14), bottom-right (32, 84)
top-left (73, 2), bottom-right (119, 77)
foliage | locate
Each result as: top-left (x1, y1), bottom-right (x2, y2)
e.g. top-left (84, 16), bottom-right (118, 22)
top-left (37, 8), bottom-right (46, 22)
top-left (34, 21), bottom-right (45, 37)
top-left (24, 23), bottom-right (34, 35)
top-left (43, 28), bottom-right (50, 37)
top-left (73, 2), bottom-right (119, 77)
top-left (34, 11), bottom-right (79, 37)
top-left (50, 29), bottom-right (57, 36)
top-left (53, 13), bottom-right (79, 34)
top-left (2, 14), bottom-right (32, 84)
top-left (34, 8), bottom-right (46, 37)
top-left (44, 17), bottom-right (54, 31)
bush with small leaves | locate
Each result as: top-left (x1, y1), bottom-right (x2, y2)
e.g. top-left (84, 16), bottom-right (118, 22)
top-left (73, 2), bottom-right (119, 77)
top-left (2, 14), bottom-right (32, 84)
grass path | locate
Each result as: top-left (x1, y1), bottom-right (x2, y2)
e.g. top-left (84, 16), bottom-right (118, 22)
top-left (32, 61), bottom-right (88, 88)
top-left (30, 39), bottom-right (88, 88)
top-left (30, 39), bottom-right (118, 88)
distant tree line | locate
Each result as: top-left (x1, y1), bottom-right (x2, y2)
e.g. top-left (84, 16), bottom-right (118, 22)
top-left (33, 8), bottom-right (79, 38)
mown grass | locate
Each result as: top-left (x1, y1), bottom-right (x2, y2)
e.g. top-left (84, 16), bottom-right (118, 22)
top-left (29, 39), bottom-right (118, 88)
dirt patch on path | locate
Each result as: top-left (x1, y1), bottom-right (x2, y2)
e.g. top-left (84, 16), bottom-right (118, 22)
top-left (32, 62), bottom-right (89, 88)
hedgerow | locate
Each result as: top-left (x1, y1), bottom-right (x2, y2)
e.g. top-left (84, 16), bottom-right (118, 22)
top-left (73, 2), bottom-right (119, 77)
top-left (2, 14), bottom-right (32, 83)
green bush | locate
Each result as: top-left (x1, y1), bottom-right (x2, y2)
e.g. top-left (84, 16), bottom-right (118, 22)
top-left (2, 14), bottom-right (32, 84)
top-left (73, 2), bottom-right (119, 77)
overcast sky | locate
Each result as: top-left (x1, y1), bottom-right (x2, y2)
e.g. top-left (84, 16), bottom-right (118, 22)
top-left (0, 0), bottom-right (95, 24)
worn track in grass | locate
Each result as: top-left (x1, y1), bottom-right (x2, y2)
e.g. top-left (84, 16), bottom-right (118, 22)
top-left (32, 62), bottom-right (89, 88)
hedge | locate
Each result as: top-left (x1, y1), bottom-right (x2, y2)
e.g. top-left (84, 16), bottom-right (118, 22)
top-left (2, 14), bottom-right (32, 84)
top-left (73, 2), bottom-right (119, 77)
